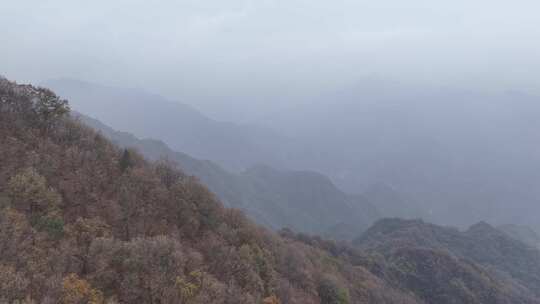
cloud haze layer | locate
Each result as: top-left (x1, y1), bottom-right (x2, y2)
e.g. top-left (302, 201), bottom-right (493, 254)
top-left (4, 1), bottom-right (540, 231)
top-left (2, 0), bottom-right (540, 118)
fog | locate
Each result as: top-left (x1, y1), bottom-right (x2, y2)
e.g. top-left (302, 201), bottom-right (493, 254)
top-left (3, 1), bottom-right (540, 231)
top-left (3, 0), bottom-right (540, 120)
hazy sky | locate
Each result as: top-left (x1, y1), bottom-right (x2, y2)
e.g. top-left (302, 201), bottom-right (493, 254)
top-left (2, 0), bottom-right (540, 118)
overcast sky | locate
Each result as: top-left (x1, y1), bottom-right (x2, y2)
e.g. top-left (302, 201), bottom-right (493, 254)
top-left (2, 0), bottom-right (540, 118)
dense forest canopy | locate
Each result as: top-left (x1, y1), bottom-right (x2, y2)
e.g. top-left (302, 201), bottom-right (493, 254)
top-left (2, 1), bottom-right (540, 303)
top-left (45, 78), bottom-right (540, 233)
top-left (1, 77), bottom-right (540, 303)
top-left (0, 78), bottom-right (428, 303)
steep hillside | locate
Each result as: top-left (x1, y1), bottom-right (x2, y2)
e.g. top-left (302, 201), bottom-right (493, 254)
top-left (76, 114), bottom-right (378, 238)
top-left (354, 218), bottom-right (540, 302)
top-left (44, 78), bottom-right (540, 232)
top-left (3, 77), bottom-right (539, 304)
top-left (1, 78), bottom-right (424, 303)
top-left (498, 224), bottom-right (540, 249)
top-left (241, 165), bottom-right (379, 237)
top-left (284, 227), bottom-right (540, 304)
top-left (43, 78), bottom-right (288, 171)
top-left (264, 82), bottom-right (540, 230)
top-left (45, 79), bottom-right (426, 228)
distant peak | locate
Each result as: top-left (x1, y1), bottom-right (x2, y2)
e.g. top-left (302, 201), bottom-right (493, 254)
top-left (467, 221), bottom-right (497, 235)
top-left (369, 217), bottom-right (426, 232)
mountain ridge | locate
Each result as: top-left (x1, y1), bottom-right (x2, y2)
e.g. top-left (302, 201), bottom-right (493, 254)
top-left (43, 78), bottom-right (289, 171)
top-left (2, 77), bottom-right (540, 303)
top-left (354, 218), bottom-right (540, 300)
top-left (76, 113), bottom-right (380, 238)
top-left (1, 76), bottom-right (425, 304)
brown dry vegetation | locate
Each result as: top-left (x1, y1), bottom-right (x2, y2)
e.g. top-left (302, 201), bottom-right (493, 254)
top-left (3, 77), bottom-right (540, 304)
top-left (0, 78), bottom-right (422, 303)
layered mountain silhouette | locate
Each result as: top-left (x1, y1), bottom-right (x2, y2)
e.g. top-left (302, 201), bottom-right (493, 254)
top-left (263, 81), bottom-right (540, 229)
top-left (354, 218), bottom-right (540, 302)
top-left (43, 78), bottom-right (289, 171)
top-left (44, 78), bottom-right (540, 232)
top-left (78, 114), bottom-right (379, 238)
top-left (1, 77), bottom-right (424, 303)
top-left (2, 77), bottom-right (540, 303)
top-left (499, 224), bottom-right (540, 249)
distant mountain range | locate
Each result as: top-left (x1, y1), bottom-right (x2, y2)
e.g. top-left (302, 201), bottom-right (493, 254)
top-left (44, 78), bottom-right (290, 171)
top-left (46, 78), bottom-right (540, 232)
top-left (78, 113), bottom-right (383, 238)
top-left (354, 218), bottom-right (540, 302)
top-left (4, 76), bottom-right (540, 304)
top-left (499, 224), bottom-right (540, 249)
top-left (2, 76), bottom-right (429, 303)
top-left (262, 82), bottom-right (540, 229)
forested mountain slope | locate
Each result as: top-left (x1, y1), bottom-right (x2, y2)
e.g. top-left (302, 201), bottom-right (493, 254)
top-left (78, 114), bottom-right (379, 239)
top-left (44, 78), bottom-right (540, 232)
top-left (264, 83), bottom-right (540, 230)
top-left (354, 218), bottom-right (540, 302)
top-left (2, 77), bottom-right (538, 304)
top-left (43, 78), bottom-right (288, 171)
top-left (0, 78), bottom-right (422, 303)
top-left (498, 224), bottom-right (540, 249)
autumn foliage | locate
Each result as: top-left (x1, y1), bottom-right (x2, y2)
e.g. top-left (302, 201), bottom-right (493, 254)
top-left (0, 77), bottom-right (424, 303)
